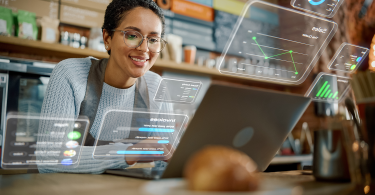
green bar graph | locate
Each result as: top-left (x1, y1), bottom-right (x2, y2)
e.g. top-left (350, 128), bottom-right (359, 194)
top-left (316, 81), bottom-right (328, 97)
top-left (324, 90), bottom-right (331, 98)
top-left (314, 79), bottom-right (342, 100)
top-left (311, 75), bottom-right (351, 101)
top-left (320, 85), bottom-right (330, 97)
top-left (332, 91), bottom-right (338, 99)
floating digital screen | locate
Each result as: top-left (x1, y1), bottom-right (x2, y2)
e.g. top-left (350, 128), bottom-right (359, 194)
top-left (1, 114), bottom-right (89, 169)
top-left (93, 110), bottom-right (188, 161)
top-left (218, 1), bottom-right (337, 85)
top-left (153, 78), bottom-right (202, 104)
top-left (327, 43), bottom-right (369, 72)
top-left (291, 0), bottom-right (343, 18)
top-left (305, 73), bottom-right (350, 103)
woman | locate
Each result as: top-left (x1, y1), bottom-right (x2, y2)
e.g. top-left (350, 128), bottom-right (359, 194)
top-left (38, 0), bottom-right (172, 174)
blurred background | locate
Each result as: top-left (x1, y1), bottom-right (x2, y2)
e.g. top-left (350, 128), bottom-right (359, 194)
top-left (0, 0), bottom-right (374, 172)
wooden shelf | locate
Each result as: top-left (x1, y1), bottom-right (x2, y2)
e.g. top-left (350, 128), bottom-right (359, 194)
top-left (0, 36), bottom-right (290, 85)
top-left (0, 36), bottom-right (109, 59)
top-left (154, 60), bottom-right (222, 77)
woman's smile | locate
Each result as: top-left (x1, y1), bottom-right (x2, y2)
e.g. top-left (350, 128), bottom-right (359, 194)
top-left (130, 55), bottom-right (149, 67)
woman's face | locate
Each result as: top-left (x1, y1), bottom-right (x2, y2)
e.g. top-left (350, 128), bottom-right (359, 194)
top-left (106, 7), bottom-right (162, 78)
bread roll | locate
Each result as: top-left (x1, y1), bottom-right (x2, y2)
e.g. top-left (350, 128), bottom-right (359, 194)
top-left (184, 145), bottom-right (260, 191)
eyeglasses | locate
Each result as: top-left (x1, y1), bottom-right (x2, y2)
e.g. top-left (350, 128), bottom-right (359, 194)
top-left (112, 30), bottom-right (167, 53)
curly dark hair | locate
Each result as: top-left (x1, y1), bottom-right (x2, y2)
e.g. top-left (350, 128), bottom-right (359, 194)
top-left (102, 0), bottom-right (165, 55)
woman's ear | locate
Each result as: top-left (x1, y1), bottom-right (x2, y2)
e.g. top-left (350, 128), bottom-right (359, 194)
top-left (103, 29), bottom-right (111, 51)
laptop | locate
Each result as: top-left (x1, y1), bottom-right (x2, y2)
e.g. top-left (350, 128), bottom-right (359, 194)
top-left (105, 84), bottom-right (311, 179)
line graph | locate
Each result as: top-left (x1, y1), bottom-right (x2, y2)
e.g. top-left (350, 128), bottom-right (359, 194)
top-left (252, 36), bottom-right (299, 75)
top-left (217, 1), bottom-right (338, 85)
top-left (256, 33), bottom-right (314, 46)
top-left (250, 43), bottom-right (308, 56)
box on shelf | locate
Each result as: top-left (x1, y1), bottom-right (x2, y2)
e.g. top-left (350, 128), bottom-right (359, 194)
top-left (59, 24), bottom-right (91, 49)
top-left (15, 10), bottom-right (38, 40)
top-left (88, 27), bottom-right (106, 52)
top-left (172, 19), bottom-right (213, 36)
top-left (0, 6), bottom-right (14, 36)
top-left (171, 0), bottom-right (214, 22)
top-left (186, 0), bottom-right (212, 7)
top-left (153, 0), bottom-right (172, 10)
top-left (214, 10), bottom-right (239, 53)
top-left (0, 0), bottom-right (59, 19)
top-left (165, 34), bottom-right (183, 63)
top-left (38, 16), bottom-right (59, 43)
top-left (213, 0), bottom-right (249, 17)
top-left (61, 0), bottom-right (110, 12)
top-left (60, 4), bottom-right (104, 28)
top-left (172, 28), bottom-right (215, 50)
top-left (162, 9), bottom-right (175, 18)
top-left (164, 17), bottom-right (172, 34)
top-left (165, 11), bottom-right (215, 50)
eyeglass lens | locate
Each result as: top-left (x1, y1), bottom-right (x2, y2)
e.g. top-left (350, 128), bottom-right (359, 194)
top-left (123, 31), bottom-right (166, 53)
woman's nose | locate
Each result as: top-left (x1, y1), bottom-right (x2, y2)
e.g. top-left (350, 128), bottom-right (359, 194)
top-left (137, 38), bottom-right (149, 52)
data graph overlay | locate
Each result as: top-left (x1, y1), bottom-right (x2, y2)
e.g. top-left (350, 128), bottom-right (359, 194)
top-left (218, 1), bottom-right (337, 85)
top-left (305, 73), bottom-right (351, 103)
top-left (93, 110), bottom-right (189, 161)
top-left (1, 115), bottom-right (89, 169)
top-left (252, 36), bottom-right (299, 74)
top-left (327, 43), bottom-right (369, 73)
top-left (154, 78), bottom-right (202, 104)
top-left (291, 0), bottom-right (344, 18)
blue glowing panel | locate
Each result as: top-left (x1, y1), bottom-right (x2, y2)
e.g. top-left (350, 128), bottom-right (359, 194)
top-left (93, 110), bottom-right (189, 162)
top-left (116, 151), bottom-right (164, 155)
top-left (138, 128), bottom-right (175, 132)
top-left (291, 0), bottom-right (343, 18)
top-left (327, 43), bottom-right (369, 73)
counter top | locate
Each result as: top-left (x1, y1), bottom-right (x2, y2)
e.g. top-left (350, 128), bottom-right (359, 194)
top-left (0, 170), bottom-right (354, 195)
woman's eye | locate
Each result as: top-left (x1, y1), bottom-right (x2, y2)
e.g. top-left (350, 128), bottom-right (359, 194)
top-left (127, 35), bottom-right (137, 40)
top-left (149, 38), bottom-right (159, 44)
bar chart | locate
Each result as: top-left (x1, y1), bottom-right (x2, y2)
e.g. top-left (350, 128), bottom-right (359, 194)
top-left (305, 73), bottom-right (351, 102)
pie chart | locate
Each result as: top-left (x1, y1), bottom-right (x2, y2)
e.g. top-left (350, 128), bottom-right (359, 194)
top-left (308, 0), bottom-right (326, 5)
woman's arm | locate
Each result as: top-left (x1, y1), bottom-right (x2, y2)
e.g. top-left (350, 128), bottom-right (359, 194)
top-left (37, 59), bottom-right (129, 174)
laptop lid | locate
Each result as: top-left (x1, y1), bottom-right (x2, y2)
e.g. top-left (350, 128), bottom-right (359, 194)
top-left (161, 84), bottom-right (311, 178)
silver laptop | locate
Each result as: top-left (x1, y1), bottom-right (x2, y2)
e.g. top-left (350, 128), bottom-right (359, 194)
top-left (105, 84), bottom-right (311, 179)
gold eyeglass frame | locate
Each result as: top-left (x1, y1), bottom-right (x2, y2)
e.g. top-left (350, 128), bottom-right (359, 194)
top-left (112, 30), bottom-right (168, 53)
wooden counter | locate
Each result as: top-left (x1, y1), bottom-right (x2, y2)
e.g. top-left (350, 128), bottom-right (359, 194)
top-left (0, 171), bottom-right (355, 195)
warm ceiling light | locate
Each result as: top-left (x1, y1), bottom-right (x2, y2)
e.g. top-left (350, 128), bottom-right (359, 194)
top-left (370, 35), bottom-right (375, 71)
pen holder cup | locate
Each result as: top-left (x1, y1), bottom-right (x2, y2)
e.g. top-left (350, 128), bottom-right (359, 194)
top-left (313, 130), bottom-right (351, 182)
top-left (357, 101), bottom-right (375, 179)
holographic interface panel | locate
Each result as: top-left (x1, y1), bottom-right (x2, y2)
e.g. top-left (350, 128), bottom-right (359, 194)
top-left (218, 1), bottom-right (337, 85)
top-left (154, 78), bottom-right (202, 104)
top-left (291, 0), bottom-right (344, 18)
top-left (305, 73), bottom-right (351, 103)
top-left (93, 110), bottom-right (188, 161)
top-left (327, 43), bottom-right (370, 72)
top-left (1, 115), bottom-right (89, 169)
